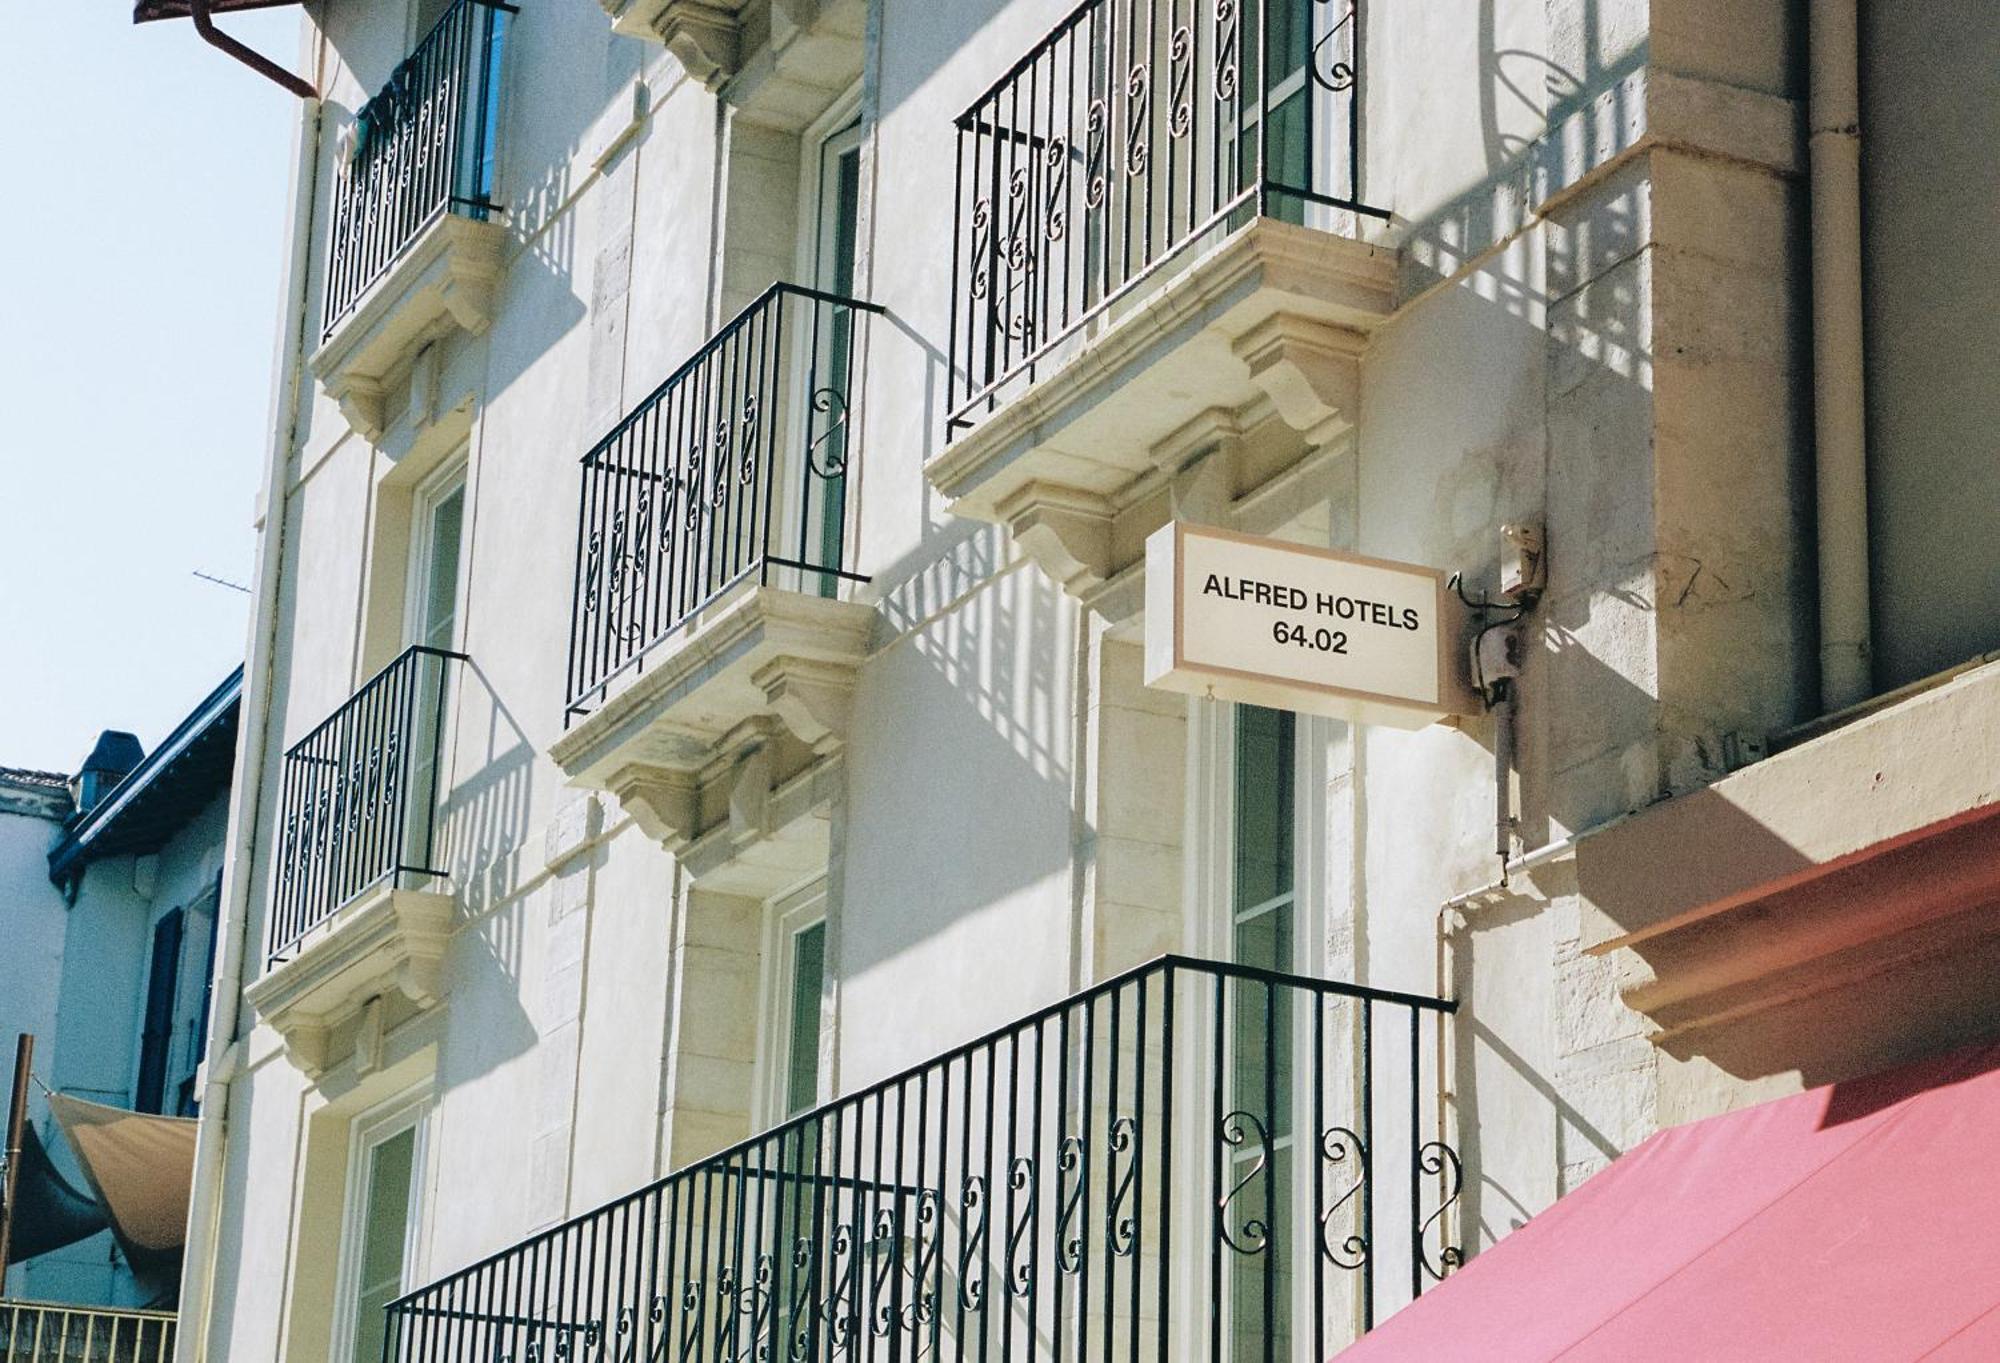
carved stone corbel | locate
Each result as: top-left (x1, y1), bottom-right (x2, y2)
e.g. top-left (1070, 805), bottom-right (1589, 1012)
top-left (326, 371), bottom-right (390, 444)
top-left (755, 657), bottom-right (857, 756)
top-left (607, 762), bottom-right (702, 851)
top-left (1233, 314), bottom-right (1366, 449)
top-left (285, 1020), bottom-right (332, 1079)
top-left (656, 2), bottom-right (743, 89)
top-left (995, 481), bottom-right (1115, 596)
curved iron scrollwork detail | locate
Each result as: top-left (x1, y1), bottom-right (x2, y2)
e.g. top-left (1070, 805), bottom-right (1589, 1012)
top-left (968, 198), bottom-right (995, 300)
top-left (902, 1188), bottom-right (943, 1338)
top-left (869, 1206), bottom-right (904, 1339)
top-left (806, 388), bottom-right (851, 479)
top-left (1054, 1135), bottom-right (1087, 1274)
top-left (679, 1280), bottom-right (706, 1363)
top-left (957, 1175), bottom-right (990, 1312)
top-left (1043, 136), bottom-right (1071, 242)
top-left (1004, 1157), bottom-right (1039, 1297)
top-left (1124, 63), bottom-right (1152, 176)
top-left (739, 395), bottom-right (761, 484)
top-left (1217, 1110), bottom-right (1273, 1256)
top-left (1317, 1126), bottom-right (1370, 1271)
top-left (786, 1238), bottom-right (818, 1363)
top-left (824, 1221), bottom-right (862, 1347)
top-left (1168, 25), bottom-right (1196, 138)
top-left (1416, 1141), bottom-right (1465, 1281)
top-left (1084, 99), bottom-right (1110, 208)
top-left (1105, 1116), bottom-right (1140, 1257)
top-left (1309, 3), bottom-right (1360, 93)
top-left (1004, 167), bottom-right (1034, 274)
top-left (1215, 0), bottom-right (1241, 101)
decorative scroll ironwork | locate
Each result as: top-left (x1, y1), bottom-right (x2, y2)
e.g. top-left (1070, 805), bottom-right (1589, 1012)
top-left (322, 0), bottom-right (515, 338)
top-left (1416, 1141), bottom-right (1466, 1281)
top-left (382, 957), bottom-right (1460, 1362)
top-left (947, 0), bottom-right (1388, 436)
top-left (566, 283), bottom-right (883, 721)
top-left (1309, 2), bottom-right (1360, 91)
top-left (1217, 1110), bottom-right (1274, 1256)
top-left (267, 645), bottom-right (464, 964)
top-left (1318, 1126), bottom-right (1370, 1270)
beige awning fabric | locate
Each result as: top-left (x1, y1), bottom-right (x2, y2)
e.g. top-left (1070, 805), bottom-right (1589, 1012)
top-left (46, 1095), bottom-right (198, 1259)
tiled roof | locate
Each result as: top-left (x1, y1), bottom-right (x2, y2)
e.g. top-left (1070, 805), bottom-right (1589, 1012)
top-left (0, 766), bottom-right (70, 789)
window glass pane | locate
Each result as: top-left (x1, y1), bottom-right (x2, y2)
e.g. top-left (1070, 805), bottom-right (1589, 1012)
top-left (1232, 705), bottom-right (1295, 916)
top-left (785, 921), bottom-right (827, 1117)
top-left (421, 485), bottom-right (465, 652)
top-left (351, 1125), bottom-right (418, 1363)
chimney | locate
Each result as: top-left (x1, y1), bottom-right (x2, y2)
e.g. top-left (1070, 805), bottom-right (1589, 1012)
top-left (75, 730), bottom-right (143, 814)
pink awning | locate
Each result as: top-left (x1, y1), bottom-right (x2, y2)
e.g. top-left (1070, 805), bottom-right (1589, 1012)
top-left (1337, 1041), bottom-right (2000, 1361)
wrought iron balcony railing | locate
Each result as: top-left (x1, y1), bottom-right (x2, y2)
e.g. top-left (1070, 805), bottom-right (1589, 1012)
top-left (0, 1299), bottom-right (177, 1363)
top-left (322, 0), bottom-right (514, 339)
top-left (566, 283), bottom-right (883, 721)
top-left (267, 645), bottom-right (466, 965)
top-left (947, 0), bottom-right (1389, 433)
top-left (384, 955), bottom-right (1459, 1362)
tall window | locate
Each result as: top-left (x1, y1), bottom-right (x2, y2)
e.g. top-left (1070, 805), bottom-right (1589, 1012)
top-left (1226, 704), bottom-right (1299, 1361)
top-left (802, 112), bottom-right (864, 593)
top-left (410, 469), bottom-right (467, 653)
top-left (783, 919), bottom-right (828, 1119)
top-left (405, 467), bottom-right (466, 872)
top-left (336, 1098), bottom-right (427, 1363)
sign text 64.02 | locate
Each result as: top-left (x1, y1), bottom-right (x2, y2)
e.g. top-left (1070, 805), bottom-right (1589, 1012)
top-left (1273, 619), bottom-right (1348, 654)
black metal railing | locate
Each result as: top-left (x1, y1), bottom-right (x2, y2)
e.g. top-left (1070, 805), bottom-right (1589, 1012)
top-left (0, 1300), bottom-right (177, 1363)
top-left (565, 283), bottom-right (883, 721)
top-left (384, 955), bottom-right (1459, 1362)
top-left (267, 645), bottom-right (466, 964)
top-left (322, 0), bottom-right (515, 338)
top-left (947, 0), bottom-right (1389, 433)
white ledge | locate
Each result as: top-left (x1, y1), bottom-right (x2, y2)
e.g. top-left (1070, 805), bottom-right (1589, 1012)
top-left (245, 884), bottom-right (455, 1079)
top-left (310, 214), bottom-right (505, 443)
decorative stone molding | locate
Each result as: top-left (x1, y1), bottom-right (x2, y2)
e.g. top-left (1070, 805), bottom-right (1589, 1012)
top-left (925, 219), bottom-right (1394, 613)
top-left (553, 587), bottom-right (874, 884)
top-left (1575, 658), bottom-right (2000, 1082)
top-left (244, 885), bottom-right (455, 1080)
top-left (311, 214), bottom-right (504, 443)
top-left (601, 0), bottom-right (864, 129)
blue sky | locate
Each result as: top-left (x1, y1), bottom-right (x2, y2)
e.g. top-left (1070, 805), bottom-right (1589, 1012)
top-left (0, 2), bottom-right (300, 774)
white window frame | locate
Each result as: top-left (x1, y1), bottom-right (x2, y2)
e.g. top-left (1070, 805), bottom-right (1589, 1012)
top-left (403, 457), bottom-right (471, 654)
top-left (794, 85), bottom-right (866, 291)
top-left (754, 878), bottom-right (833, 1129)
top-left (1179, 698), bottom-right (1331, 1355)
top-left (328, 1084), bottom-right (434, 1363)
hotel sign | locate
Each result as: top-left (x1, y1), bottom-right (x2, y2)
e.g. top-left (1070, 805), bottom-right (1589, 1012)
top-left (1144, 523), bottom-right (1476, 728)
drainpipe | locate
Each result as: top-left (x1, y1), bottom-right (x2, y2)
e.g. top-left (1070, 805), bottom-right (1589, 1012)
top-left (1809, 0), bottom-right (1871, 710)
top-left (188, 0), bottom-right (316, 100)
top-left (173, 61), bottom-right (323, 1363)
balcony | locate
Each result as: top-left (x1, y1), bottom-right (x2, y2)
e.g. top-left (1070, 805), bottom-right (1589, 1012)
top-left (246, 646), bottom-right (464, 1078)
top-left (310, 0), bottom-right (514, 442)
top-left (931, 0), bottom-right (1396, 612)
top-left (385, 956), bottom-right (1459, 1360)
top-left (551, 283), bottom-right (880, 888)
top-left (0, 1300), bottom-right (177, 1363)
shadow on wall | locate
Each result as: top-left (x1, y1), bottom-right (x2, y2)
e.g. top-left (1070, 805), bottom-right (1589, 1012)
top-left (434, 659), bottom-right (539, 1084)
top-left (841, 519), bottom-right (1078, 988)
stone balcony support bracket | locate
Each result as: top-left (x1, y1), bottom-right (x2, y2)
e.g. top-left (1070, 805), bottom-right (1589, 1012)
top-left (243, 885), bottom-right (456, 1080)
top-left (311, 214), bottom-right (505, 443)
top-left (926, 220), bottom-right (1393, 614)
top-left (552, 587), bottom-right (876, 881)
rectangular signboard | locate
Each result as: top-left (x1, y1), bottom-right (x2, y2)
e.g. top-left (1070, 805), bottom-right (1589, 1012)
top-left (1144, 522), bottom-right (1475, 728)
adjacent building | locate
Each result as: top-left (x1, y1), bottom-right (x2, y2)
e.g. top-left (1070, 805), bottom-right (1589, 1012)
top-left (1, 671), bottom-right (240, 1357)
top-left (148, 0), bottom-right (2000, 1358)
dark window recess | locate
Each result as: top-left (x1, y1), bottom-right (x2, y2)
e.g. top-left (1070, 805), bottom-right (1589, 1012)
top-left (135, 908), bottom-right (184, 1115)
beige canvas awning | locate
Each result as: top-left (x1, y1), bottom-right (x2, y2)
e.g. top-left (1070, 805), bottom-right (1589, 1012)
top-left (47, 1095), bottom-right (197, 1261)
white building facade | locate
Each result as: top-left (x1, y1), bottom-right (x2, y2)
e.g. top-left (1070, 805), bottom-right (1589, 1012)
top-left (171, 0), bottom-right (2000, 1358)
